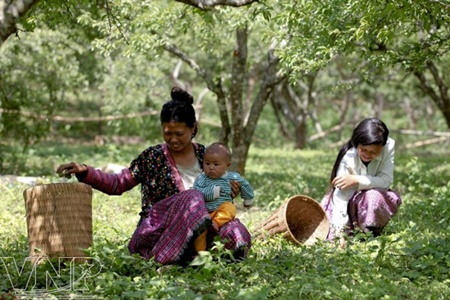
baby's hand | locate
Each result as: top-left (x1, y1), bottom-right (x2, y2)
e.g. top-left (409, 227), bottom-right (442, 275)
top-left (230, 180), bottom-right (241, 199)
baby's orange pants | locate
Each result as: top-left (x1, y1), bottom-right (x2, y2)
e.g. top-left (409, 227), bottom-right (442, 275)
top-left (194, 201), bottom-right (237, 252)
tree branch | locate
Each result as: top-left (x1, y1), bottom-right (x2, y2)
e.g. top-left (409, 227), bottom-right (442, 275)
top-left (426, 60), bottom-right (450, 108)
top-left (0, 0), bottom-right (40, 46)
top-left (162, 42), bottom-right (230, 141)
top-left (175, 0), bottom-right (258, 10)
top-left (414, 69), bottom-right (444, 109)
top-left (245, 46), bottom-right (285, 142)
top-left (230, 26), bottom-right (247, 143)
top-left (163, 43), bottom-right (209, 82)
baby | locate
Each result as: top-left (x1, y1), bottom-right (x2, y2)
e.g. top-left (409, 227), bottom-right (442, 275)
top-left (193, 142), bottom-right (254, 250)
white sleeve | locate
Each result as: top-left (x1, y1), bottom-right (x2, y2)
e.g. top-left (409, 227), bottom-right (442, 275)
top-left (331, 157), bottom-right (357, 236)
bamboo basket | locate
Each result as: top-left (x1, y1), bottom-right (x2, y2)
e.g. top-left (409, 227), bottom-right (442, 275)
top-left (253, 195), bottom-right (330, 245)
top-left (23, 183), bottom-right (93, 261)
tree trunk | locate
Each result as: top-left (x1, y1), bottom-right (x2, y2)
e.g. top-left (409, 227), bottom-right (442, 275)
top-left (374, 91), bottom-right (384, 119)
top-left (213, 80), bottom-right (231, 144)
top-left (229, 27), bottom-right (248, 171)
top-left (414, 61), bottom-right (450, 130)
top-left (270, 85), bottom-right (291, 139)
top-left (163, 28), bottom-right (283, 175)
top-left (269, 72), bottom-right (318, 150)
top-left (294, 121), bottom-right (307, 149)
top-left (229, 32), bottom-right (283, 174)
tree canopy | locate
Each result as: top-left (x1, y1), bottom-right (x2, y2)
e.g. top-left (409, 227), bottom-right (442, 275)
top-left (1, 0), bottom-right (450, 174)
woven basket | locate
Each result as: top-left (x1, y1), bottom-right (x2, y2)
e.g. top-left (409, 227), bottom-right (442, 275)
top-left (23, 183), bottom-right (93, 261)
top-left (253, 195), bottom-right (330, 245)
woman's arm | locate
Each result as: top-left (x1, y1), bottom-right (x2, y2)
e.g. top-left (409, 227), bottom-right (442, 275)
top-left (57, 162), bottom-right (138, 195)
top-left (78, 166), bottom-right (138, 195)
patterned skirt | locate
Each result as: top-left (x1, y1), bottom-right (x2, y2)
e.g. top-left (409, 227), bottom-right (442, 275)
top-left (321, 189), bottom-right (402, 240)
top-left (127, 189), bottom-right (251, 265)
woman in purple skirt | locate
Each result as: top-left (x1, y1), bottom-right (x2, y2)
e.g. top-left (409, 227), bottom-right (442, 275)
top-left (57, 87), bottom-right (251, 265)
top-left (321, 118), bottom-right (402, 247)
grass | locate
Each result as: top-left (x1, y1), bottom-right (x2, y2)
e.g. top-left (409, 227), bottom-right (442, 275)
top-left (1, 141), bottom-right (450, 299)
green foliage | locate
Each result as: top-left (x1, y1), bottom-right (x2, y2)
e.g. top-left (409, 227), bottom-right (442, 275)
top-left (1, 7), bottom-right (174, 164)
top-left (1, 9), bottom-right (450, 300)
top-left (1, 143), bottom-right (450, 299)
top-left (0, 26), bottom-right (86, 145)
top-left (270, 0), bottom-right (450, 76)
top-left (2, 0), bottom-right (449, 171)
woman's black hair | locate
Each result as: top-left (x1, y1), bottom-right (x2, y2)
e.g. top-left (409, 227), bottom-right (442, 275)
top-left (329, 118), bottom-right (389, 184)
top-left (160, 87), bottom-right (198, 137)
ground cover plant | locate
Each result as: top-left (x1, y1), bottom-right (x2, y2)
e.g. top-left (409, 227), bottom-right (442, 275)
top-left (1, 141), bottom-right (450, 299)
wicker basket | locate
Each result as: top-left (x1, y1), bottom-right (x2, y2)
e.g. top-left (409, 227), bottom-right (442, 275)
top-left (253, 195), bottom-right (330, 245)
top-left (23, 183), bottom-right (93, 261)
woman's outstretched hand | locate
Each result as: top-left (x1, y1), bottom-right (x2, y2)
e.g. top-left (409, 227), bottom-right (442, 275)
top-left (56, 162), bottom-right (88, 178)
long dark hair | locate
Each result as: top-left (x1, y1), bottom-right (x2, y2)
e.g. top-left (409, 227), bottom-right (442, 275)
top-left (160, 87), bottom-right (198, 137)
top-left (329, 118), bottom-right (389, 184)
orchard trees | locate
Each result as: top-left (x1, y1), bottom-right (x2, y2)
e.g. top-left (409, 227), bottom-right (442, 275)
top-left (272, 0), bottom-right (450, 129)
top-left (1, 0), bottom-right (271, 175)
top-left (2, 0), bottom-right (450, 175)
top-left (79, 1), bottom-right (281, 174)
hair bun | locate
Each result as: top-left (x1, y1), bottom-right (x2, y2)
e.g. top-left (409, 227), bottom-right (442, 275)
top-left (171, 87), bottom-right (194, 105)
